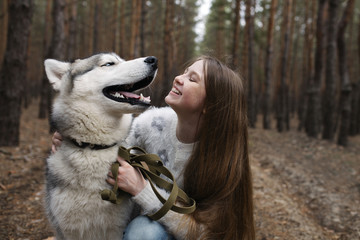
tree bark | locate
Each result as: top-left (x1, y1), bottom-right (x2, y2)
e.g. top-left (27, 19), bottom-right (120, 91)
top-left (129, 0), bottom-right (142, 58)
top-left (0, 0), bottom-right (33, 146)
top-left (337, 0), bottom-right (355, 146)
top-left (305, 0), bottom-right (327, 138)
top-left (263, 0), bottom-right (277, 129)
top-left (160, 0), bottom-right (175, 106)
top-left (351, 19), bottom-right (360, 135)
top-left (231, 0), bottom-right (241, 68)
top-left (113, 0), bottom-right (120, 54)
top-left (245, 0), bottom-right (256, 128)
top-left (298, 0), bottom-right (315, 132)
top-left (42, 0), bottom-right (66, 132)
top-left (67, 0), bottom-right (77, 60)
top-left (119, 0), bottom-right (125, 58)
top-left (38, 0), bottom-right (53, 119)
top-left (215, 1), bottom-right (225, 59)
top-left (0, 0), bottom-right (8, 69)
top-left (276, 0), bottom-right (292, 132)
top-left (93, 0), bottom-right (101, 53)
top-left (140, 0), bottom-right (147, 57)
top-left (322, 0), bottom-right (339, 140)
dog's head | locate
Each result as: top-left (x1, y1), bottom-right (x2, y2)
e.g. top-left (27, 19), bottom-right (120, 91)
top-left (44, 53), bottom-right (157, 114)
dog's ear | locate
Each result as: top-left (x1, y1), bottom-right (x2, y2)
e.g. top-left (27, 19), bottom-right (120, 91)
top-left (44, 59), bottom-right (70, 91)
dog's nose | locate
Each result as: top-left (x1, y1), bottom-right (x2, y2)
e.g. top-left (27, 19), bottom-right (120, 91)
top-left (144, 56), bottom-right (158, 70)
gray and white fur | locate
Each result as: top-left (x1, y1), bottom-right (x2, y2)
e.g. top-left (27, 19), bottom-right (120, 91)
top-left (44, 53), bottom-right (157, 240)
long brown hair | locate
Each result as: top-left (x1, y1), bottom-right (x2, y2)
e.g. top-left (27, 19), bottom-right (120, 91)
top-left (183, 56), bottom-right (255, 239)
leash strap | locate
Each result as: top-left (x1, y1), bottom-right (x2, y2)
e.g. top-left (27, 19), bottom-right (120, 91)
top-left (100, 146), bottom-right (196, 220)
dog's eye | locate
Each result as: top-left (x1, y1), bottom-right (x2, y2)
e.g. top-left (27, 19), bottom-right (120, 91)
top-left (101, 62), bottom-right (115, 67)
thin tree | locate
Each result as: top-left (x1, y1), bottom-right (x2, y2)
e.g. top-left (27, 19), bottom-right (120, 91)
top-left (0, 0), bottom-right (34, 146)
top-left (139, 0), bottom-right (147, 57)
top-left (245, 0), bottom-right (256, 128)
top-left (305, 0), bottom-right (328, 138)
top-left (113, 0), bottom-right (120, 54)
top-left (161, 0), bottom-right (175, 106)
top-left (119, 0), bottom-right (126, 58)
top-left (93, 0), bottom-right (101, 53)
top-left (39, 0), bottom-right (66, 121)
top-left (351, 18), bottom-right (360, 135)
top-left (0, 0), bottom-right (8, 69)
top-left (129, 0), bottom-right (141, 58)
top-left (215, 0), bottom-right (226, 58)
top-left (38, 0), bottom-right (52, 119)
top-left (231, 0), bottom-right (241, 68)
top-left (67, 0), bottom-right (78, 60)
top-left (322, 0), bottom-right (339, 140)
top-left (263, 0), bottom-right (277, 129)
top-left (277, 0), bottom-right (292, 132)
top-left (337, 0), bottom-right (355, 146)
top-left (298, 0), bottom-right (315, 131)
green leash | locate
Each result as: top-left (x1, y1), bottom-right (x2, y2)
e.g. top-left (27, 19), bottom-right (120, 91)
top-left (100, 146), bottom-right (196, 220)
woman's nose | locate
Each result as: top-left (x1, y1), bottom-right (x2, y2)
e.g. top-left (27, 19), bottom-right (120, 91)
top-left (174, 75), bottom-right (184, 85)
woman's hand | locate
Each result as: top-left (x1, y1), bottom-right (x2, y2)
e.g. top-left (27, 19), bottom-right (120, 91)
top-left (51, 131), bottom-right (63, 153)
top-left (107, 157), bottom-right (147, 196)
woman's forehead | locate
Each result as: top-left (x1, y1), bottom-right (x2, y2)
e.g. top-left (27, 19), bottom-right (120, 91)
top-left (188, 60), bottom-right (204, 74)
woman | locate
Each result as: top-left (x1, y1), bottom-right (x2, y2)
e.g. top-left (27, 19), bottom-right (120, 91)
top-left (53, 56), bottom-right (255, 239)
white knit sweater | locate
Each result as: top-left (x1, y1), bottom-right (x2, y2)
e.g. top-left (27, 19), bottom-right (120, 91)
top-left (125, 107), bottom-right (196, 239)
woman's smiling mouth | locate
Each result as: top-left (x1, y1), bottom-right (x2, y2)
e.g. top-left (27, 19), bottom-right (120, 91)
top-left (171, 87), bottom-right (182, 95)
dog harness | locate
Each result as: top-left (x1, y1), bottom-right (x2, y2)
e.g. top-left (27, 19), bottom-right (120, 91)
top-left (100, 146), bottom-right (196, 220)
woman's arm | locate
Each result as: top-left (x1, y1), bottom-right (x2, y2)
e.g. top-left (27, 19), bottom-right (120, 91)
top-left (132, 183), bottom-right (204, 239)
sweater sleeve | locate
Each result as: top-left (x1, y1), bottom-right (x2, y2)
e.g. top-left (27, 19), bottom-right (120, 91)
top-left (132, 182), bottom-right (204, 239)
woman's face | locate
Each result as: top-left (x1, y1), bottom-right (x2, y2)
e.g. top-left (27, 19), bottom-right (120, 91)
top-left (165, 60), bottom-right (206, 117)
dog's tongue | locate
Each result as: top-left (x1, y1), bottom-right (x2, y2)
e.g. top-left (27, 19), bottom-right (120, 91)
top-left (120, 91), bottom-right (139, 99)
top-left (119, 91), bottom-right (151, 103)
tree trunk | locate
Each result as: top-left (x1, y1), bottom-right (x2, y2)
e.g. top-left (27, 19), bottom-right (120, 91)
top-left (129, 0), bottom-right (141, 58)
top-left (350, 20), bottom-right (360, 135)
top-left (119, 0), bottom-right (125, 58)
top-left (263, 0), bottom-right (277, 129)
top-left (93, 0), bottom-right (100, 53)
top-left (215, 1), bottom-right (225, 59)
top-left (0, 0), bottom-right (8, 69)
top-left (245, 0), bottom-right (256, 128)
top-left (161, 0), bottom-right (175, 106)
top-left (322, 0), bottom-right (339, 140)
top-left (67, 0), bottom-right (77, 60)
top-left (276, 0), bottom-right (292, 132)
top-left (38, 0), bottom-right (52, 119)
top-left (231, 0), bottom-right (240, 68)
top-left (140, 0), bottom-right (147, 57)
top-left (0, 0), bottom-right (33, 146)
top-left (337, 0), bottom-right (355, 146)
top-left (113, 0), bottom-right (120, 54)
top-left (305, 0), bottom-right (327, 138)
top-left (43, 0), bottom-right (66, 132)
top-left (299, 0), bottom-right (315, 132)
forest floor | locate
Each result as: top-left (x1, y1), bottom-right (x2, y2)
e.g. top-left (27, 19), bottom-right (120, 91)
top-left (0, 101), bottom-right (359, 240)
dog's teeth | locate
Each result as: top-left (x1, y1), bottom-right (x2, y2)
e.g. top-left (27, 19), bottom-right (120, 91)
top-left (139, 93), bottom-right (151, 103)
top-left (111, 92), bottom-right (124, 98)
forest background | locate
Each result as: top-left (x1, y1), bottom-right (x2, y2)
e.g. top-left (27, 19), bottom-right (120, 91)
top-left (0, 0), bottom-right (360, 239)
top-left (1, 0), bottom-right (360, 146)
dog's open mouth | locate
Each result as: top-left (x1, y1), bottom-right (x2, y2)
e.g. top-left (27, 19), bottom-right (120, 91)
top-left (102, 75), bottom-right (154, 106)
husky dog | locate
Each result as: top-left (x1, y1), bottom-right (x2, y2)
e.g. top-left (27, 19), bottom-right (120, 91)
top-left (44, 53), bottom-right (158, 240)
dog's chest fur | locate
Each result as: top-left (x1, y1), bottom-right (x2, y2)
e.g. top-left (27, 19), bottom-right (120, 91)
top-left (46, 144), bottom-right (133, 239)
top-left (45, 107), bottom-right (134, 240)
